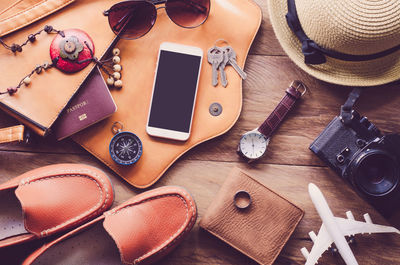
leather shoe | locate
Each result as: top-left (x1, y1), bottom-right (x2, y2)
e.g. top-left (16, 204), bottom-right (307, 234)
top-left (0, 164), bottom-right (114, 248)
top-left (23, 186), bottom-right (197, 265)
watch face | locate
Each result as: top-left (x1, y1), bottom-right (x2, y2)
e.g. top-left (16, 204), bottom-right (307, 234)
top-left (239, 132), bottom-right (269, 160)
top-left (109, 132), bottom-right (143, 165)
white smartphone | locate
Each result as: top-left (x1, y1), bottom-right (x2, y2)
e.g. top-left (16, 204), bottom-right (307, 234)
top-left (146, 42), bottom-right (203, 141)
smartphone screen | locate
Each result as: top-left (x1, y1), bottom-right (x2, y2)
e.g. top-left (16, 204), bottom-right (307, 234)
top-left (148, 49), bottom-right (202, 134)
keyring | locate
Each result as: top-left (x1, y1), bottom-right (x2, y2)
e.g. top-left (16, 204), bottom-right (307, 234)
top-left (111, 121), bottom-right (123, 134)
top-left (214, 39), bottom-right (229, 47)
top-left (234, 190), bottom-right (252, 209)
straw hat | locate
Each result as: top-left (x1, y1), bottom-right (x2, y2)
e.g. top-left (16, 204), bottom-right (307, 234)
top-left (268, 0), bottom-right (400, 86)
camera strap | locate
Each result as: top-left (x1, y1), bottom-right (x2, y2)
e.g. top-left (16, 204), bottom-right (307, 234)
top-left (340, 88), bottom-right (363, 125)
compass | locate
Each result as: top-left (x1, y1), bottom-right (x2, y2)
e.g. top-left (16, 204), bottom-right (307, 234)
top-left (109, 122), bottom-right (142, 165)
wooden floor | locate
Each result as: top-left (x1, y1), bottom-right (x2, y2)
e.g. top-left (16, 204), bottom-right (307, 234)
top-left (2, 1), bottom-right (400, 264)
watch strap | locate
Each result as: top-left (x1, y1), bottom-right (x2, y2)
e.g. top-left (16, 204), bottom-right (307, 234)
top-left (258, 84), bottom-right (303, 137)
top-left (0, 125), bottom-right (25, 144)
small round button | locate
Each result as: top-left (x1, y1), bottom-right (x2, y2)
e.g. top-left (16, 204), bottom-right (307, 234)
top-left (64, 41), bottom-right (76, 53)
top-left (209, 102), bottom-right (223, 116)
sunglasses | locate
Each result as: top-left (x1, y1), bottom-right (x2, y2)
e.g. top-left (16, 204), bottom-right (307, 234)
top-left (103, 0), bottom-right (211, 40)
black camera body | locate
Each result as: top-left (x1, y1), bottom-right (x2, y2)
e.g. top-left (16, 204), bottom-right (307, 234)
top-left (310, 110), bottom-right (400, 215)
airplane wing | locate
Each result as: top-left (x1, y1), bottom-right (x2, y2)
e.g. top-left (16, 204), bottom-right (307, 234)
top-left (304, 224), bottom-right (334, 265)
top-left (335, 214), bottom-right (400, 237)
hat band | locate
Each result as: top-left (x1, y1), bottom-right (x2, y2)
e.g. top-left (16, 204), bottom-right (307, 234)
top-left (285, 0), bottom-right (400, 65)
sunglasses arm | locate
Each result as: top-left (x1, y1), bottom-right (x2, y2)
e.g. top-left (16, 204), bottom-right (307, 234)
top-left (103, 0), bottom-right (208, 16)
top-left (152, 0), bottom-right (207, 14)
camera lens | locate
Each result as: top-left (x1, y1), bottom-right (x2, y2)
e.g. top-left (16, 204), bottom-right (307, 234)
top-left (353, 151), bottom-right (399, 196)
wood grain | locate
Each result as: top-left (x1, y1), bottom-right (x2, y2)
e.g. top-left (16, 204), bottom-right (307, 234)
top-left (2, 0), bottom-right (400, 264)
top-left (3, 56), bottom-right (400, 166)
top-left (248, 0), bottom-right (285, 56)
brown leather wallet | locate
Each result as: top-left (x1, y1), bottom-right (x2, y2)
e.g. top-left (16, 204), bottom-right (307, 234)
top-left (199, 167), bottom-right (304, 265)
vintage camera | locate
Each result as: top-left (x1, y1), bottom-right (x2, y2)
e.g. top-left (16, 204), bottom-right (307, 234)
top-left (310, 110), bottom-right (400, 215)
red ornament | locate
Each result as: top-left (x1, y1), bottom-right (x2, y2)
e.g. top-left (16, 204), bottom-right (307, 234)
top-left (50, 29), bottom-right (95, 73)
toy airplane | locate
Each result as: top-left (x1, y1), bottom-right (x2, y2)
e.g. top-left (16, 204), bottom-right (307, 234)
top-left (301, 183), bottom-right (400, 265)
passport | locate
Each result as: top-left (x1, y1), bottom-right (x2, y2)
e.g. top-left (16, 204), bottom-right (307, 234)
top-left (52, 66), bottom-right (117, 140)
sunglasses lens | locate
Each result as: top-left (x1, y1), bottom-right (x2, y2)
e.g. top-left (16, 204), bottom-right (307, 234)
top-left (108, 1), bottom-right (156, 39)
top-left (166, 0), bottom-right (210, 28)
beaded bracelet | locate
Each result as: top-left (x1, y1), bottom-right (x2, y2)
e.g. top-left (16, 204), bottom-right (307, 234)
top-left (0, 25), bottom-right (62, 53)
top-left (0, 25), bottom-right (123, 96)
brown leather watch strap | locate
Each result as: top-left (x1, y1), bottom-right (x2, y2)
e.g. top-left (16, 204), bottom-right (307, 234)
top-left (0, 125), bottom-right (25, 144)
top-left (258, 83), bottom-right (304, 137)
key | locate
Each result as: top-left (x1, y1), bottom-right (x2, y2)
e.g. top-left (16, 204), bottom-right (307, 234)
top-left (225, 46), bottom-right (247, 80)
top-left (207, 47), bottom-right (224, 86)
top-left (219, 49), bottom-right (229, 87)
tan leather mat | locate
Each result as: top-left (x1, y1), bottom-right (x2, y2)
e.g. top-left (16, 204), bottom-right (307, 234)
top-left (73, 0), bottom-right (262, 188)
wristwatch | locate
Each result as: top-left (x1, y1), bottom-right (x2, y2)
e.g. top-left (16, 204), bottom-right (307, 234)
top-left (237, 81), bottom-right (306, 163)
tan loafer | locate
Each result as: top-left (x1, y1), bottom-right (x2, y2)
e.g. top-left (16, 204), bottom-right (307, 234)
top-left (0, 164), bottom-right (114, 248)
top-left (23, 186), bottom-right (197, 265)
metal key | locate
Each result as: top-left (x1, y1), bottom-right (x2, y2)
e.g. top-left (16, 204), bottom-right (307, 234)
top-left (207, 47), bottom-right (224, 86)
top-left (225, 46), bottom-right (247, 80)
top-left (219, 48), bottom-right (229, 87)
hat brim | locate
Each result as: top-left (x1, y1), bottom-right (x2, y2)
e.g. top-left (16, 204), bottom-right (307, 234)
top-left (268, 0), bottom-right (400, 87)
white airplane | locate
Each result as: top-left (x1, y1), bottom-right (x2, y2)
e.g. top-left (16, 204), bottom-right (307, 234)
top-left (301, 183), bottom-right (400, 265)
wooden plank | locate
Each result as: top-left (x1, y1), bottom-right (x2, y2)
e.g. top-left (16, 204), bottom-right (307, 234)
top-left (2, 55), bottom-right (400, 168)
top-left (248, 0), bottom-right (285, 56)
top-left (1, 0), bottom-right (400, 264)
top-left (1, 152), bottom-right (400, 264)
